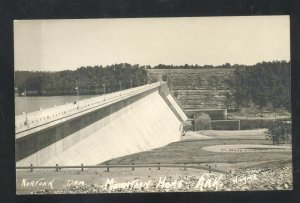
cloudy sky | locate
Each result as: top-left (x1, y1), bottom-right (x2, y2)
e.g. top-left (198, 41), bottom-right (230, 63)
top-left (14, 16), bottom-right (290, 71)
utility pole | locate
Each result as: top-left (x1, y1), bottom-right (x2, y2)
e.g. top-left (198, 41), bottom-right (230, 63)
top-left (103, 83), bottom-right (106, 101)
top-left (75, 86), bottom-right (79, 101)
top-left (75, 86), bottom-right (79, 108)
top-left (130, 80), bottom-right (132, 92)
top-left (170, 73), bottom-right (173, 92)
top-left (284, 119), bottom-right (287, 144)
top-left (24, 90), bottom-right (28, 125)
top-left (119, 81), bottom-right (122, 96)
top-left (194, 115), bottom-right (197, 132)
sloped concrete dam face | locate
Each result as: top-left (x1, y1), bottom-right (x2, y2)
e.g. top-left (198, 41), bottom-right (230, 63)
top-left (16, 86), bottom-right (182, 166)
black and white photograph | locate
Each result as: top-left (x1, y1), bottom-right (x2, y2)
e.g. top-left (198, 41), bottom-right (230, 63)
top-left (14, 16), bottom-right (292, 194)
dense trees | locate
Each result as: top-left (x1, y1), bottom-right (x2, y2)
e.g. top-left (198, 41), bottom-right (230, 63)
top-left (265, 121), bottom-right (292, 144)
top-left (230, 61), bottom-right (291, 111)
top-left (15, 61), bottom-right (291, 112)
top-left (15, 64), bottom-right (150, 96)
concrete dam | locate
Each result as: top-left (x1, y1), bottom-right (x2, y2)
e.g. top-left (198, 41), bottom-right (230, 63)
top-left (15, 82), bottom-right (188, 166)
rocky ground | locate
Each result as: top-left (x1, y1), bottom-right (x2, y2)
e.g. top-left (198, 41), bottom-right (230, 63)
top-left (31, 167), bottom-right (292, 194)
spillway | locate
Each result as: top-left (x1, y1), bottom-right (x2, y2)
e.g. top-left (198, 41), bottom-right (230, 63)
top-left (16, 83), bottom-right (185, 166)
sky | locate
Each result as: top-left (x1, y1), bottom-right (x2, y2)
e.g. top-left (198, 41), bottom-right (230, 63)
top-left (14, 16), bottom-right (290, 71)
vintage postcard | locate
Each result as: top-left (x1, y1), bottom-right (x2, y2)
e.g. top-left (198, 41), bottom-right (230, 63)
top-left (14, 16), bottom-right (292, 194)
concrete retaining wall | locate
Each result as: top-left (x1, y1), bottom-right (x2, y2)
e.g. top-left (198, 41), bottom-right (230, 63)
top-left (211, 120), bottom-right (240, 130)
top-left (239, 119), bottom-right (289, 130)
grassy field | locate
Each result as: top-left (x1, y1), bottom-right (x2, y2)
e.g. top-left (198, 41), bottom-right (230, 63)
top-left (104, 130), bottom-right (291, 169)
top-left (16, 129), bottom-right (292, 194)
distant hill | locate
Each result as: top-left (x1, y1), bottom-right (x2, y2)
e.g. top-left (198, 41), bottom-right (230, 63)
top-left (148, 68), bottom-right (236, 110)
top-left (148, 61), bottom-right (291, 111)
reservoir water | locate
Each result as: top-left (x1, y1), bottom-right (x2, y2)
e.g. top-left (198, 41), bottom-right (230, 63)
top-left (15, 95), bottom-right (95, 115)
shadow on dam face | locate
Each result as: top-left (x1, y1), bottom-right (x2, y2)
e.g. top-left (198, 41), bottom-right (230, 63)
top-left (16, 85), bottom-right (184, 166)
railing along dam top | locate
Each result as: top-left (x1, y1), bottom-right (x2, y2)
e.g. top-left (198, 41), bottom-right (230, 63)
top-left (15, 82), bottom-right (163, 137)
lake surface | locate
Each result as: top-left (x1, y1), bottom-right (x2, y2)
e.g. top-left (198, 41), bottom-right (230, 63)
top-left (15, 95), bottom-right (95, 115)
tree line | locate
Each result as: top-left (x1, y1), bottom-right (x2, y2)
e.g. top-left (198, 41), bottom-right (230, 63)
top-left (15, 64), bottom-right (151, 96)
top-left (150, 61), bottom-right (290, 70)
top-left (15, 60), bottom-right (291, 112)
top-left (151, 63), bottom-right (236, 69)
top-left (229, 61), bottom-right (291, 111)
